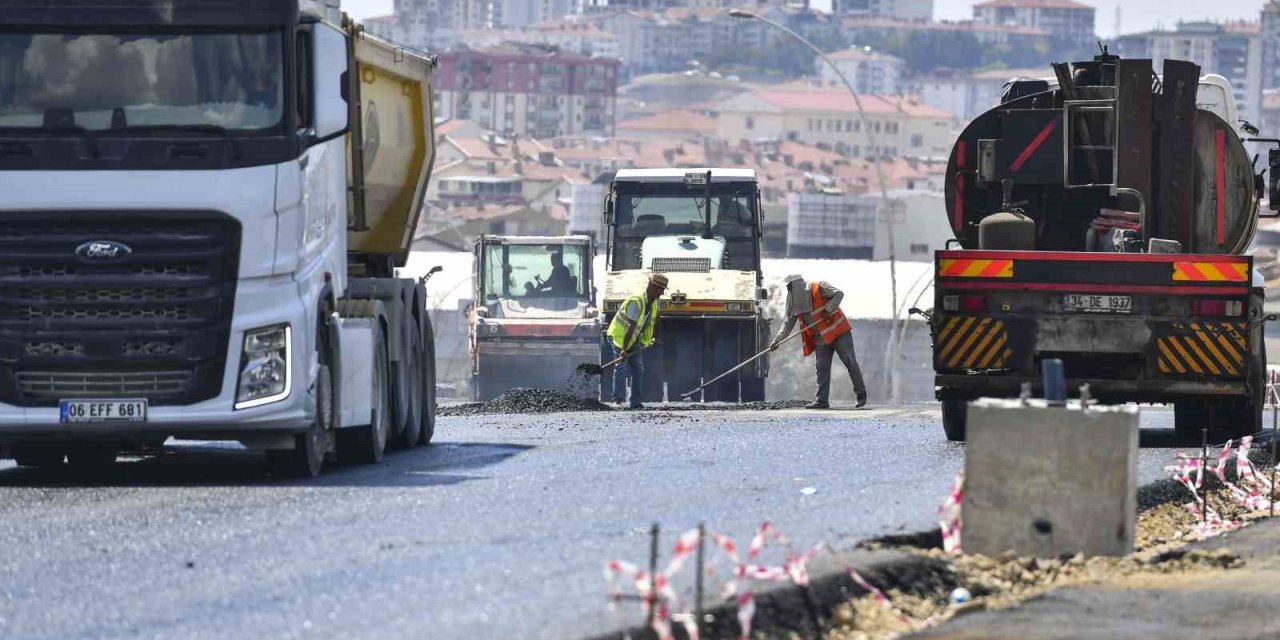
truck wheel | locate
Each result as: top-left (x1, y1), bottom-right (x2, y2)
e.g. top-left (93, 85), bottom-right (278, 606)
top-left (419, 319), bottom-right (437, 446)
top-left (941, 398), bottom-right (967, 442)
top-left (338, 324), bottom-right (391, 465)
top-left (268, 365), bottom-right (332, 478)
top-left (13, 444), bottom-right (65, 469)
top-left (66, 444), bottom-right (118, 471)
top-left (397, 323), bottom-right (424, 449)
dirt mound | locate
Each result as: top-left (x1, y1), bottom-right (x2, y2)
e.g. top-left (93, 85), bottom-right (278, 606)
top-left (439, 389), bottom-right (612, 416)
top-left (836, 483), bottom-right (1256, 639)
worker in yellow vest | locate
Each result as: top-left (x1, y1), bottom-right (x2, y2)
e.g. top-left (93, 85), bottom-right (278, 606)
top-left (606, 273), bottom-right (668, 409)
top-left (770, 274), bottom-right (867, 409)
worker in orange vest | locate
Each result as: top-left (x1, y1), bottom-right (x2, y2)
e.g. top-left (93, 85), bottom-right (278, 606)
top-left (770, 275), bottom-right (867, 409)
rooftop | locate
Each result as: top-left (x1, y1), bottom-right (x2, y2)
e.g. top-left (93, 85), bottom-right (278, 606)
top-left (616, 110), bottom-right (718, 135)
top-left (973, 0), bottom-right (1092, 9)
top-left (614, 168), bottom-right (758, 183)
top-left (826, 47), bottom-right (904, 63)
top-left (748, 84), bottom-right (953, 118)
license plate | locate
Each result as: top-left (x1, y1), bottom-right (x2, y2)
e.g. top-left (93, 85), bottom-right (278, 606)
top-left (59, 399), bottom-right (148, 424)
top-left (1063, 294), bottom-right (1132, 314)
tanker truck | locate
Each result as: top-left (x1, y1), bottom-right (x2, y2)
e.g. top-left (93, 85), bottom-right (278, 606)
top-left (930, 51), bottom-right (1273, 441)
top-left (0, 0), bottom-right (438, 476)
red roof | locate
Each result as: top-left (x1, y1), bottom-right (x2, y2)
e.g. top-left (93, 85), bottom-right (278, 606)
top-left (973, 0), bottom-right (1091, 9)
top-left (751, 86), bottom-right (952, 119)
top-left (617, 110), bottom-right (718, 135)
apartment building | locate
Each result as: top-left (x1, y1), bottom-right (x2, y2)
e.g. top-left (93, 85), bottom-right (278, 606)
top-left (434, 46), bottom-right (621, 139)
top-left (832, 0), bottom-right (933, 22)
top-left (972, 0), bottom-right (1094, 47)
top-left (492, 0), bottom-right (576, 28)
top-left (816, 47), bottom-right (905, 96)
top-left (1114, 21), bottom-right (1264, 124)
top-left (716, 83), bottom-right (954, 158)
top-left (392, 0), bottom-right (492, 49)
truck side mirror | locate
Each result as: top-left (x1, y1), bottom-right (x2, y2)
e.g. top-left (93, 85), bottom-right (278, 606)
top-left (312, 22), bottom-right (350, 142)
top-left (604, 200), bottom-right (614, 225)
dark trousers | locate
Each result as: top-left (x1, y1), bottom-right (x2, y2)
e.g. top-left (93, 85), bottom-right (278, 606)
top-left (611, 343), bottom-right (645, 406)
top-left (815, 332), bottom-right (867, 404)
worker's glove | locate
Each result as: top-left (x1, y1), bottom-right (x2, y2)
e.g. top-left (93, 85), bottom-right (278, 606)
top-left (618, 350), bottom-right (628, 360)
top-left (769, 341), bottom-right (781, 352)
top-left (822, 301), bottom-right (838, 314)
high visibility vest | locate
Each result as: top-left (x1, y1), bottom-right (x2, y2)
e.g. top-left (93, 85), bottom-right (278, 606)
top-left (607, 295), bottom-right (659, 350)
top-left (800, 282), bottom-right (851, 357)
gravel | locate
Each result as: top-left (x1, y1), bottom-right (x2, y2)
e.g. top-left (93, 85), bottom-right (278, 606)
top-left (438, 389), bottom-right (612, 416)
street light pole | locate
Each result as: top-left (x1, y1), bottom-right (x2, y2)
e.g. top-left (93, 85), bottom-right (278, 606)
top-left (729, 8), bottom-right (903, 403)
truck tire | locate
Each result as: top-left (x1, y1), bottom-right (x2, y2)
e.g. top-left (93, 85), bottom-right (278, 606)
top-left (396, 322), bottom-right (424, 449)
top-left (13, 444), bottom-right (64, 469)
top-left (941, 398), bottom-right (967, 442)
top-left (419, 317), bottom-right (437, 446)
top-left (268, 364), bottom-right (332, 478)
top-left (338, 323), bottom-right (391, 465)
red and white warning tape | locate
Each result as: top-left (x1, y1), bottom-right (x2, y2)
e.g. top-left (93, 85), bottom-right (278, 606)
top-left (608, 522), bottom-right (907, 640)
top-left (938, 471), bottom-right (965, 553)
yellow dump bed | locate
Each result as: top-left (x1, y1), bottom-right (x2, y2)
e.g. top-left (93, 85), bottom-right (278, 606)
top-left (346, 23), bottom-right (436, 269)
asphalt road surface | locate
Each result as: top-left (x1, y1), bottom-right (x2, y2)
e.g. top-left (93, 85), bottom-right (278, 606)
top-left (0, 405), bottom-right (1196, 640)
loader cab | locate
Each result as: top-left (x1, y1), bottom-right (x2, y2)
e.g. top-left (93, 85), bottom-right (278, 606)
top-left (474, 235), bottom-right (595, 317)
top-left (604, 168), bottom-right (763, 279)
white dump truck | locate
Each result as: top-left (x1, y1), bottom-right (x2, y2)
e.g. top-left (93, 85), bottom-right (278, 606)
top-left (0, 0), bottom-right (438, 476)
top-left (600, 168), bottom-right (772, 402)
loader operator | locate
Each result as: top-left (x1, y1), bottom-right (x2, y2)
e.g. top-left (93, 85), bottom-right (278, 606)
top-left (607, 274), bottom-right (668, 409)
top-left (770, 275), bottom-right (867, 409)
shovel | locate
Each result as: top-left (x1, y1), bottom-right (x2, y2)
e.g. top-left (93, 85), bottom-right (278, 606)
top-left (679, 319), bottom-right (823, 400)
top-left (575, 342), bottom-right (657, 376)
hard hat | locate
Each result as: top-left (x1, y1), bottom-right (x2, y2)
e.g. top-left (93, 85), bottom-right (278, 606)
top-left (649, 273), bottom-right (670, 289)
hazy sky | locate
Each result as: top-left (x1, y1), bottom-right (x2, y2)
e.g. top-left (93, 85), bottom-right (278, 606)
top-left (340, 0), bottom-right (1269, 38)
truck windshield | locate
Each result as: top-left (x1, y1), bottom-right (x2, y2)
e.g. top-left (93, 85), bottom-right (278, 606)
top-left (0, 31), bottom-right (283, 132)
top-left (613, 183), bottom-right (758, 239)
top-left (485, 244), bottom-right (589, 300)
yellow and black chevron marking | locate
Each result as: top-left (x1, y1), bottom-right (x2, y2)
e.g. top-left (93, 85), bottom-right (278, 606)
top-left (1156, 322), bottom-right (1248, 378)
top-left (935, 316), bottom-right (1013, 370)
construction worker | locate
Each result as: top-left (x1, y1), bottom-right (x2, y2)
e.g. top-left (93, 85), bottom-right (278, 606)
top-left (770, 275), bottom-right (867, 409)
top-left (606, 273), bottom-right (668, 409)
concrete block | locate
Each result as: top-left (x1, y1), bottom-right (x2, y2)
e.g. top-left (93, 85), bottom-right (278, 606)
top-left (964, 399), bottom-right (1139, 558)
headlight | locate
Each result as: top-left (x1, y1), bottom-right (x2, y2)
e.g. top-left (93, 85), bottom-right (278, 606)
top-left (235, 324), bottom-right (291, 410)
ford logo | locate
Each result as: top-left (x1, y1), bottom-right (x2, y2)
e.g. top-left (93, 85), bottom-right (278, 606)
top-left (75, 240), bottom-right (133, 262)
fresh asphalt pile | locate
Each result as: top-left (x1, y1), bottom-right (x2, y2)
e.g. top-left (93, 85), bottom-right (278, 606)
top-left (439, 389), bottom-right (612, 416)
top-left (440, 393), bottom-right (814, 416)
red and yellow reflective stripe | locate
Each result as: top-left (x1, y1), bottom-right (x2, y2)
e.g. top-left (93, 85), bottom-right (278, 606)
top-left (1172, 261), bottom-right (1248, 282)
top-left (938, 258), bottom-right (1014, 278)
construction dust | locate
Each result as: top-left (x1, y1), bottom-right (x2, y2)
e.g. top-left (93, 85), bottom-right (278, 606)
top-left (831, 480), bottom-right (1262, 640)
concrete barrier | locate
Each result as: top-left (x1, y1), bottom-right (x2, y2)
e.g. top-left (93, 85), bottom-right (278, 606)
top-left (964, 399), bottom-right (1139, 557)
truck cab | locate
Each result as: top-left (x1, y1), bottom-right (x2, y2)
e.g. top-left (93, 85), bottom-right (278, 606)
top-left (601, 168), bottom-right (771, 402)
top-left (469, 235), bottom-right (599, 400)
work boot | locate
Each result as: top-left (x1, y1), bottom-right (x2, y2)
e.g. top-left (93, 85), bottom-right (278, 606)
top-left (805, 401), bottom-right (830, 410)
top-left (856, 396), bottom-right (868, 409)
top-left (629, 402), bottom-right (644, 410)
